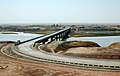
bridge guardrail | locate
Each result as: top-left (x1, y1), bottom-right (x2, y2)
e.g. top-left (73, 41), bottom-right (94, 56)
top-left (15, 28), bottom-right (71, 45)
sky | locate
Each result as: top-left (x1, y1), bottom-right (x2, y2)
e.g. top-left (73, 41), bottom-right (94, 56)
top-left (0, 0), bottom-right (120, 24)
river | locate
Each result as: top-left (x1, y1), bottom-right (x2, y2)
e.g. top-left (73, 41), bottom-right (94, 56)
top-left (66, 36), bottom-right (120, 47)
top-left (0, 32), bottom-right (120, 47)
top-left (0, 32), bottom-right (42, 42)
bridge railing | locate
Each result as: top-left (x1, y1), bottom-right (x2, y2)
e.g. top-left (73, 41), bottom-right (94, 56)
top-left (34, 27), bottom-right (71, 46)
top-left (15, 27), bottom-right (71, 46)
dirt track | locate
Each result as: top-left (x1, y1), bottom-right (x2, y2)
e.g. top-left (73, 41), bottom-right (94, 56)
top-left (0, 43), bottom-right (120, 76)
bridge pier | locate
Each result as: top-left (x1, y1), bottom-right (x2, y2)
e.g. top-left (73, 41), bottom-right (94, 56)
top-left (51, 37), bottom-right (54, 42)
top-left (58, 34), bottom-right (61, 41)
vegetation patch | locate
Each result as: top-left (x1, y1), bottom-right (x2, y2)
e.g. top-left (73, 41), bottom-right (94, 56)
top-left (71, 32), bottom-right (120, 37)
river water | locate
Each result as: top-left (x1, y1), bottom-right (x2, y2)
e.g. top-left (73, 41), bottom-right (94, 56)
top-left (0, 32), bottom-right (41, 42)
top-left (66, 36), bottom-right (120, 47)
top-left (0, 32), bottom-right (120, 47)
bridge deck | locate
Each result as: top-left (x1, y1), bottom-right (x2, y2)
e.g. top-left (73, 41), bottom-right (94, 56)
top-left (15, 27), bottom-right (71, 45)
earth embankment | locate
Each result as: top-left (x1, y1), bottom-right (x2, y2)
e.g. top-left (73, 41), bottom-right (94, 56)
top-left (39, 41), bottom-right (120, 59)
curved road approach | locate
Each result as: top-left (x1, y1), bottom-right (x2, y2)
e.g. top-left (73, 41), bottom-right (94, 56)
top-left (11, 37), bottom-right (120, 70)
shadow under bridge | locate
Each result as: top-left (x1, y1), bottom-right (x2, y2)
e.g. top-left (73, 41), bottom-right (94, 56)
top-left (33, 28), bottom-right (71, 46)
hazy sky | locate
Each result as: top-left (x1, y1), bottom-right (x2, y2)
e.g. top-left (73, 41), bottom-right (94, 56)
top-left (0, 0), bottom-right (120, 23)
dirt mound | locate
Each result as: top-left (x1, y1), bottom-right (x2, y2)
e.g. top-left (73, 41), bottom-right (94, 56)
top-left (40, 45), bottom-right (52, 53)
top-left (54, 41), bottom-right (100, 53)
top-left (46, 41), bottom-right (64, 53)
top-left (63, 42), bottom-right (120, 59)
top-left (108, 42), bottom-right (120, 48)
top-left (39, 41), bottom-right (120, 59)
top-left (39, 41), bottom-right (64, 53)
top-left (68, 41), bottom-right (100, 47)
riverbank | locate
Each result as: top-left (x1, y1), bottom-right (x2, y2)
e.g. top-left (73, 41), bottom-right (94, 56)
top-left (31, 30), bottom-right (55, 34)
top-left (71, 32), bottom-right (120, 37)
top-left (0, 32), bottom-right (18, 34)
top-left (1, 29), bottom-right (120, 37)
top-left (31, 31), bottom-right (120, 37)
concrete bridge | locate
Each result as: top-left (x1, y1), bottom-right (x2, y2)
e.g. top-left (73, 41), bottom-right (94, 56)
top-left (15, 28), bottom-right (71, 46)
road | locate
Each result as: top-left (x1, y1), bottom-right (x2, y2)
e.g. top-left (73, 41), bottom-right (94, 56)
top-left (11, 37), bottom-right (120, 70)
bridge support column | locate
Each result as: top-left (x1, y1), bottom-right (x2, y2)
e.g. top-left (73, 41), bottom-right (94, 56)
top-left (51, 37), bottom-right (54, 42)
top-left (42, 41), bottom-right (46, 44)
top-left (33, 28), bottom-right (71, 46)
top-left (33, 42), bottom-right (36, 47)
top-left (55, 35), bottom-right (59, 41)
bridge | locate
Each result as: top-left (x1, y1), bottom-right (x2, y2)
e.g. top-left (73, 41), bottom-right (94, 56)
top-left (15, 27), bottom-right (71, 46)
top-left (12, 28), bottom-right (120, 70)
top-left (34, 27), bottom-right (71, 46)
